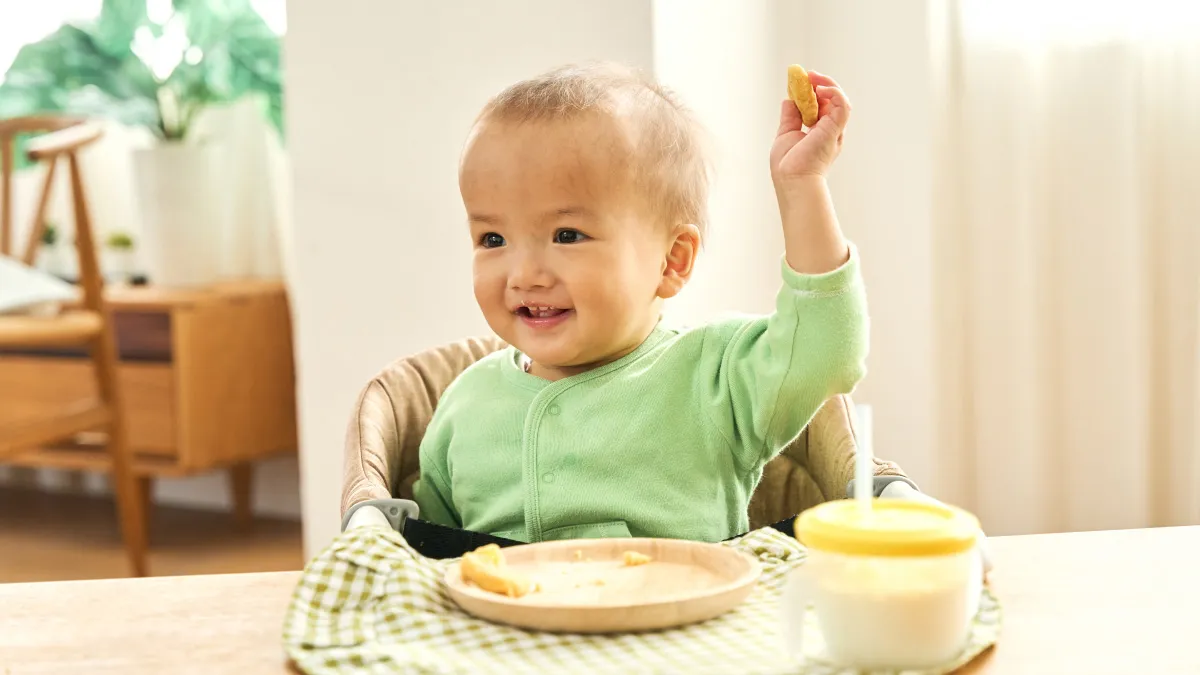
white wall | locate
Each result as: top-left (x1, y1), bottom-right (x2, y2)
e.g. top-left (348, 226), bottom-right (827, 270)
top-left (664, 0), bottom-right (942, 494)
top-left (284, 0), bottom-right (656, 558)
top-left (653, 0), bottom-right (783, 324)
top-left (784, 0), bottom-right (939, 493)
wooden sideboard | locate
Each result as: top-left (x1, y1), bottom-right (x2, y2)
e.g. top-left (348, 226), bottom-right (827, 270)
top-left (0, 280), bottom-right (298, 525)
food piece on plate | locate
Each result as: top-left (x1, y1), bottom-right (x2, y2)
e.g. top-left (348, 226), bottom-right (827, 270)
top-left (623, 551), bottom-right (652, 567)
top-left (786, 64), bottom-right (819, 127)
top-left (460, 543), bottom-right (531, 598)
top-left (471, 543), bottom-right (504, 567)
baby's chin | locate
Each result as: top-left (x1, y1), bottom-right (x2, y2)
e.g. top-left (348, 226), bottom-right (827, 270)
top-left (520, 346), bottom-right (592, 369)
top-left (518, 343), bottom-right (615, 373)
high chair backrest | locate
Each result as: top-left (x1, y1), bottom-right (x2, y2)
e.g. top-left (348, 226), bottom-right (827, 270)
top-left (342, 337), bottom-right (907, 531)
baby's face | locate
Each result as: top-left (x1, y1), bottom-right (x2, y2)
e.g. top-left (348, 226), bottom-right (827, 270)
top-left (460, 116), bottom-right (671, 378)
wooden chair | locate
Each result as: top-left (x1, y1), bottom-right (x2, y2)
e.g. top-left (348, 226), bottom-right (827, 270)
top-left (0, 116), bottom-right (149, 577)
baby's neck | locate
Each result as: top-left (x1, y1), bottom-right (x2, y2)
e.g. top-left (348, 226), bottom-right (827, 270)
top-left (524, 358), bottom-right (593, 381)
top-left (525, 352), bottom-right (632, 381)
top-left (523, 329), bottom-right (658, 381)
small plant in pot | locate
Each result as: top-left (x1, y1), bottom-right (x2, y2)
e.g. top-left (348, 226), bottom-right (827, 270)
top-left (103, 230), bottom-right (137, 283)
top-left (36, 220), bottom-right (73, 279)
top-left (0, 0), bottom-right (283, 287)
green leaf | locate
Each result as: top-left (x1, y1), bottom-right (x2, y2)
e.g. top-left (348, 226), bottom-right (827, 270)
top-left (0, 23), bottom-right (162, 165)
top-left (171, 0), bottom-right (284, 136)
top-left (94, 0), bottom-right (152, 58)
top-left (0, 0), bottom-right (285, 160)
top-left (2, 25), bottom-right (159, 106)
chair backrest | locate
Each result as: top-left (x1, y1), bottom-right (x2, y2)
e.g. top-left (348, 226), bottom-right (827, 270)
top-left (1, 116), bottom-right (106, 294)
top-left (0, 116), bottom-right (106, 309)
top-left (342, 338), bottom-right (903, 531)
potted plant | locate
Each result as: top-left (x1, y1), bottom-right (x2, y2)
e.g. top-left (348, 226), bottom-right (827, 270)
top-left (0, 0), bottom-right (283, 286)
top-left (103, 230), bottom-right (137, 283)
top-left (36, 220), bottom-right (73, 279)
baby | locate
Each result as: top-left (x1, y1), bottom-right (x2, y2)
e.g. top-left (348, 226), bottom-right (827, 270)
top-left (413, 62), bottom-right (869, 544)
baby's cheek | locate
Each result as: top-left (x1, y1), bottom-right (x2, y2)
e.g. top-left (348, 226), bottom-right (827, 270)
top-left (601, 279), bottom-right (645, 327)
top-left (472, 262), bottom-right (502, 296)
top-left (472, 277), bottom-right (507, 323)
top-left (471, 279), bottom-right (491, 308)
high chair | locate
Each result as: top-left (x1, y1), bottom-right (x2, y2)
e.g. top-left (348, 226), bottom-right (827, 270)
top-left (340, 336), bottom-right (914, 554)
top-left (0, 116), bottom-right (149, 577)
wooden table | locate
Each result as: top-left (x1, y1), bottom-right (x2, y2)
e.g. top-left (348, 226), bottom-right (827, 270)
top-left (0, 571), bottom-right (301, 674)
top-left (961, 525), bottom-right (1200, 675)
top-left (1, 526), bottom-right (1197, 674)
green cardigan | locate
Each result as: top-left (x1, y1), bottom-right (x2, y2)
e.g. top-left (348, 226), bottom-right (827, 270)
top-left (414, 250), bottom-right (868, 543)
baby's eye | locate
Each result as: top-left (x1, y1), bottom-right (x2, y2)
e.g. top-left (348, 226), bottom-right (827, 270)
top-left (554, 229), bottom-right (589, 245)
top-left (479, 232), bottom-right (506, 248)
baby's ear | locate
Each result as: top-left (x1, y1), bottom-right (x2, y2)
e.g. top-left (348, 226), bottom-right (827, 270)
top-left (657, 224), bottom-right (701, 299)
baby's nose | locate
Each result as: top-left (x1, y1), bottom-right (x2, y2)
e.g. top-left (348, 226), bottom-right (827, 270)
top-left (509, 252), bottom-right (555, 290)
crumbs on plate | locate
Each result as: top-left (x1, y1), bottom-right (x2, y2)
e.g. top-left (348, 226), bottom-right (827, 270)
top-left (623, 551), bottom-right (652, 567)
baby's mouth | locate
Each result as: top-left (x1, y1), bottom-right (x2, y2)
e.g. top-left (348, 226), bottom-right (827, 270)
top-left (516, 305), bottom-right (571, 319)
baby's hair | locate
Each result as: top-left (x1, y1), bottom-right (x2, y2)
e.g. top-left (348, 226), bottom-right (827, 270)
top-left (477, 62), bottom-right (712, 238)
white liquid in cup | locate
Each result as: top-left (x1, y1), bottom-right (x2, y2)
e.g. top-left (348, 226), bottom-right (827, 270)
top-left (784, 548), bottom-right (982, 669)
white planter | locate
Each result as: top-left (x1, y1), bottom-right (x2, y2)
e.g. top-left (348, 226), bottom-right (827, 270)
top-left (101, 248), bottom-right (136, 284)
top-left (36, 244), bottom-right (71, 279)
top-left (189, 98), bottom-right (287, 281)
top-left (132, 143), bottom-right (231, 287)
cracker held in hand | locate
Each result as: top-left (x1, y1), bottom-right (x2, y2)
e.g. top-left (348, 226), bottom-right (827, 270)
top-left (461, 543), bottom-right (532, 598)
top-left (787, 64), bottom-right (819, 127)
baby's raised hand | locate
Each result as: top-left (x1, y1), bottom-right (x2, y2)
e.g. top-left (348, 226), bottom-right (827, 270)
top-left (770, 70), bottom-right (851, 184)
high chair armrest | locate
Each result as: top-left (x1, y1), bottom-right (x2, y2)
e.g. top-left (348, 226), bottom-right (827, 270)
top-left (845, 475), bottom-right (919, 498)
top-left (344, 504), bottom-right (391, 531)
top-left (342, 499), bottom-right (419, 532)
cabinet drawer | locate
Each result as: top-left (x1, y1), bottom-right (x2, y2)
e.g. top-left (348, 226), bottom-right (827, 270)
top-left (0, 311), bottom-right (173, 362)
top-left (0, 357), bottom-right (177, 456)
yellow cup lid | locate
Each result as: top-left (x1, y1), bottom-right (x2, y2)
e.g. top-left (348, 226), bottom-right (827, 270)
top-left (795, 499), bottom-right (980, 557)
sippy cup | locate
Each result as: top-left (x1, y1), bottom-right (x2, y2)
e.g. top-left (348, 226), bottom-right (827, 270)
top-left (783, 498), bottom-right (983, 670)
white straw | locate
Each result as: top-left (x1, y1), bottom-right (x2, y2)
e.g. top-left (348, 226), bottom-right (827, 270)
top-left (853, 404), bottom-right (873, 509)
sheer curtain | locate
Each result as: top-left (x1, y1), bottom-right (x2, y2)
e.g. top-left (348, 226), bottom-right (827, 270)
top-left (930, 0), bottom-right (1200, 535)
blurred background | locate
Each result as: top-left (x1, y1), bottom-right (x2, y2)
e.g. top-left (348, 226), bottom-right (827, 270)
top-left (1, 0), bottom-right (1197, 581)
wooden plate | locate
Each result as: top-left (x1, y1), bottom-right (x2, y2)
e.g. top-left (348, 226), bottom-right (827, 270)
top-left (445, 537), bottom-right (762, 634)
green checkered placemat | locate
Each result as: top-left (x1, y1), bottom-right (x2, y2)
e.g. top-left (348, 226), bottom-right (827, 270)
top-left (283, 527), bottom-right (1000, 674)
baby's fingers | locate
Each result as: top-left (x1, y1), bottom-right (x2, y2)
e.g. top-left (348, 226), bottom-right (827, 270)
top-left (777, 98), bottom-right (806, 135)
top-left (814, 86), bottom-right (851, 127)
top-left (807, 70), bottom-right (842, 89)
top-left (818, 97), bottom-right (836, 120)
top-left (815, 85), bottom-right (850, 109)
